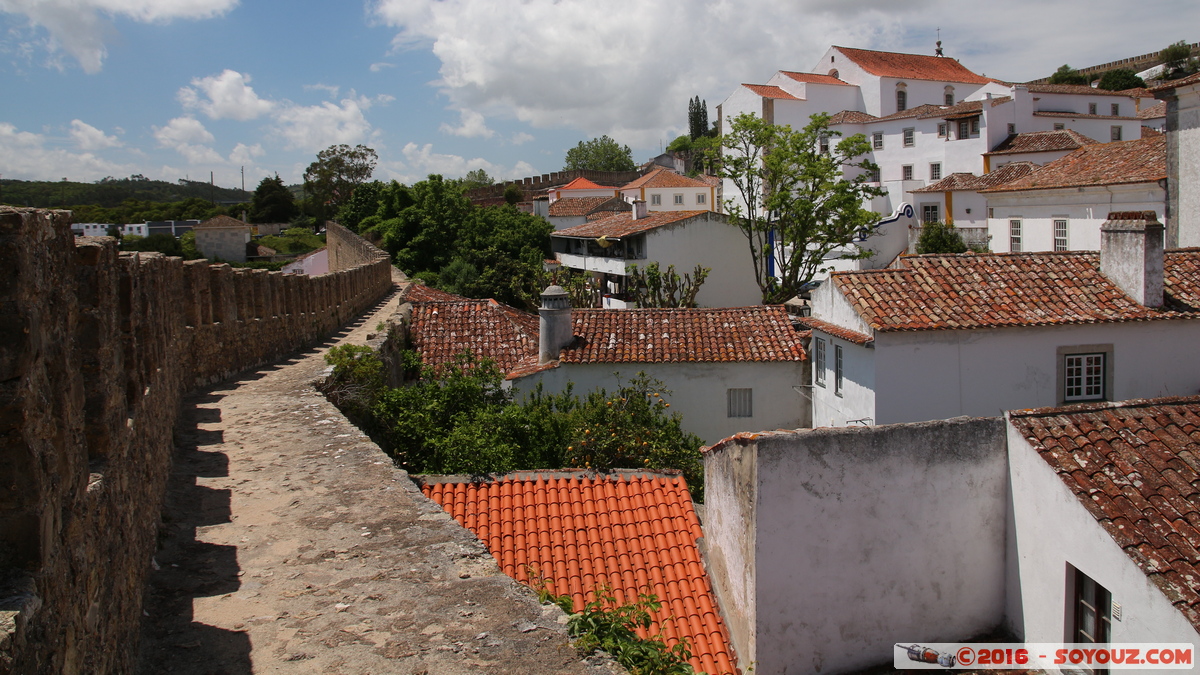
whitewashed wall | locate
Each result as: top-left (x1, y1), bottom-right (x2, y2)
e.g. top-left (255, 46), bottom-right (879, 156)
top-left (643, 214), bottom-right (762, 308)
top-left (1167, 79), bottom-right (1200, 247)
top-left (986, 184), bottom-right (1166, 252)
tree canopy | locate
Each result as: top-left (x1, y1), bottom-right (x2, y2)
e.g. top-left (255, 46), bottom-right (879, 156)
top-left (563, 135), bottom-right (636, 172)
top-left (1162, 40), bottom-right (1198, 79)
top-left (1096, 69), bottom-right (1146, 91)
top-left (916, 221), bottom-right (968, 254)
top-left (303, 144), bottom-right (378, 222)
top-left (688, 96), bottom-right (711, 140)
top-left (249, 174), bottom-right (298, 223)
top-left (1048, 64), bottom-right (1090, 86)
top-left (712, 112), bottom-right (884, 304)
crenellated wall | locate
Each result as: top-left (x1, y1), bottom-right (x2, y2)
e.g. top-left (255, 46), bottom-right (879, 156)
top-left (0, 208), bottom-right (393, 674)
top-left (464, 168), bottom-right (643, 205)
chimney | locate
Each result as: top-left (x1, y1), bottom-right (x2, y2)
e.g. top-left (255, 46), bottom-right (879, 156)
top-left (632, 199), bottom-right (648, 220)
top-left (538, 285), bottom-right (573, 363)
top-left (1100, 211), bottom-right (1164, 308)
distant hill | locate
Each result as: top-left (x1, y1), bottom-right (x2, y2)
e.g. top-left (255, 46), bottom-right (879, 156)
top-left (0, 175), bottom-right (251, 208)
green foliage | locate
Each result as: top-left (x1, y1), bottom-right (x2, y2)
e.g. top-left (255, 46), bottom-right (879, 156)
top-left (228, 260), bottom-right (288, 271)
top-left (462, 169), bottom-right (495, 190)
top-left (552, 584), bottom-right (695, 675)
top-left (713, 112), bottom-right (885, 304)
top-left (180, 230), bottom-right (202, 260)
top-left (121, 233), bottom-right (183, 256)
top-left (335, 180), bottom-right (385, 232)
top-left (1048, 64), bottom-right (1090, 86)
top-left (564, 135), bottom-right (636, 172)
top-left (666, 135), bottom-right (693, 153)
top-left (258, 228), bottom-right (325, 254)
top-left (0, 175), bottom-right (248, 210)
top-left (249, 174), bottom-right (298, 224)
top-left (626, 262), bottom-right (709, 308)
top-left (323, 345), bottom-right (387, 420)
top-left (916, 221), bottom-right (968, 254)
top-left (1096, 69), bottom-right (1146, 91)
top-left (688, 96), bottom-right (710, 141)
top-left (503, 183), bottom-right (524, 206)
top-left (1162, 40), bottom-right (1198, 79)
top-left (377, 175), bottom-right (471, 274)
top-left (303, 144), bottom-right (378, 222)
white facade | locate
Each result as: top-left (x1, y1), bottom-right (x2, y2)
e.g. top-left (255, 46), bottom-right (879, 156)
top-left (1158, 74), bottom-right (1200, 247)
top-left (986, 183), bottom-right (1166, 253)
top-left (72, 223), bottom-right (111, 237)
top-left (281, 247), bottom-right (329, 276)
top-left (620, 184), bottom-right (713, 212)
top-left (121, 223), bottom-right (147, 237)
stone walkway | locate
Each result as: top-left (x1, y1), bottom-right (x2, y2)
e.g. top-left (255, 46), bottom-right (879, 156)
top-left (137, 280), bottom-right (619, 674)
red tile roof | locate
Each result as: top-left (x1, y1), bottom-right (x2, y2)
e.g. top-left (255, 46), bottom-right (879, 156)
top-left (741, 84), bottom-right (799, 100)
top-left (1009, 396), bottom-right (1200, 630)
top-left (870, 103), bottom-right (947, 123)
top-left (549, 196), bottom-right (628, 218)
top-left (1143, 126), bottom-right (1164, 138)
top-left (985, 129), bottom-right (1100, 156)
top-left (195, 215), bottom-right (249, 229)
top-left (981, 135), bottom-right (1166, 192)
top-left (780, 70), bottom-right (852, 86)
top-left (1033, 110), bottom-right (1139, 121)
top-left (911, 162), bottom-right (1037, 193)
top-left (828, 110), bottom-right (879, 125)
top-left (1118, 87), bottom-right (1155, 99)
top-left (552, 210), bottom-right (710, 240)
top-left (831, 249), bottom-right (1200, 333)
top-left (1025, 83), bottom-right (1134, 97)
top-left (420, 472), bottom-right (738, 675)
top-left (402, 282), bottom-right (469, 303)
top-left (799, 316), bottom-right (873, 345)
top-left (409, 300), bottom-right (539, 373)
top-left (556, 177), bottom-right (618, 192)
top-left (1139, 101), bottom-right (1167, 119)
top-left (833, 46), bottom-right (991, 84)
top-left (1152, 71), bottom-right (1200, 92)
top-left (622, 168), bottom-right (712, 191)
top-left (560, 306), bottom-right (805, 364)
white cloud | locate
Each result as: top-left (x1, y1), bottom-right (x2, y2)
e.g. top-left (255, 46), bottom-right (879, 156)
top-left (273, 96), bottom-right (374, 151)
top-left (0, 0), bottom-right (238, 73)
top-left (510, 132), bottom-right (534, 145)
top-left (0, 121), bottom-right (131, 180)
top-left (439, 108), bottom-right (493, 138)
top-left (68, 119), bottom-right (121, 150)
top-left (153, 115), bottom-right (222, 164)
top-left (378, 142), bottom-right (533, 184)
top-left (178, 69), bottom-right (274, 120)
top-left (304, 83), bottom-right (340, 98)
top-left (369, 62), bottom-right (395, 73)
top-left (228, 142), bottom-right (263, 165)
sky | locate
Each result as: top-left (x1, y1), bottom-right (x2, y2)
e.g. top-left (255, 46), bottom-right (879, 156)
top-left (1, 0), bottom-right (1196, 192)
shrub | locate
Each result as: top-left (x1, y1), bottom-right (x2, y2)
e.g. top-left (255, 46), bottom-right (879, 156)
top-left (916, 221), bottom-right (968, 254)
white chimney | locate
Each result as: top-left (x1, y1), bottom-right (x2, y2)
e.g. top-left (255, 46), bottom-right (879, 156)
top-left (538, 285), bottom-right (573, 363)
top-left (632, 199), bottom-right (648, 220)
top-left (1100, 211), bottom-right (1164, 308)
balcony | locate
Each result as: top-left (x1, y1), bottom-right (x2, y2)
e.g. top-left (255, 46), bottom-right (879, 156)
top-left (556, 252), bottom-right (640, 276)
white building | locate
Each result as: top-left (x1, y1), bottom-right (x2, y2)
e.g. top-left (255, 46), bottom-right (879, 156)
top-left (803, 212), bottom-right (1200, 427)
top-left (193, 215), bottom-right (251, 263)
top-left (906, 161), bottom-right (1036, 249)
top-left (546, 176), bottom-right (618, 203)
top-left (71, 223), bottom-right (111, 237)
top-left (550, 206), bottom-right (760, 309)
top-left (618, 168), bottom-right (716, 213)
top-left (533, 195), bottom-right (629, 231)
top-left (982, 135), bottom-right (1166, 252)
top-left (1154, 71), bottom-right (1200, 248)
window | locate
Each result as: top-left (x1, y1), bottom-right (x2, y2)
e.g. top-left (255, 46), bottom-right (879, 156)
top-left (1111, 103), bottom-right (1120, 116)
top-left (1064, 352), bottom-right (1107, 402)
top-left (869, 167), bottom-right (881, 182)
top-left (1054, 218), bottom-right (1069, 251)
top-left (1053, 122), bottom-right (1066, 130)
top-left (673, 194), bottom-right (684, 205)
top-left (944, 86), bottom-right (955, 106)
top-left (1007, 123), bottom-right (1016, 134)
top-left (727, 388), bottom-right (753, 418)
top-left (988, 207), bottom-right (994, 218)
top-left (819, 133), bottom-right (830, 154)
top-left (970, 117), bottom-right (980, 134)
top-left (1089, 102), bottom-right (1098, 115)
top-left (902, 165), bottom-right (914, 181)
top-left (930, 162), bottom-right (942, 181)
top-left (958, 120), bottom-right (970, 139)
top-left (938, 123), bottom-right (948, 137)
top-left (922, 204), bottom-right (940, 224)
top-left (651, 194), bottom-right (661, 205)
top-left (896, 87), bottom-right (907, 112)
top-left (873, 132), bottom-right (883, 150)
top-left (903, 128), bottom-right (915, 147)
top-left (834, 345), bottom-right (844, 396)
top-left (1009, 219), bottom-right (1022, 252)
top-left (696, 193), bottom-right (706, 205)
top-left (814, 338), bottom-right (826, 386)
top-left (1071, 566), bottom-right (1112, 645)
top-left (1111, 126), bottom-right (1122, 141)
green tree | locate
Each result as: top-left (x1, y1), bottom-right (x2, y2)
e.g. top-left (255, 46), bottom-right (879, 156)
top-left (335, 180), bottom-right (385, 232)
top-left (249, 174), bottom-right (298, 223)
top-left (1096, 69), bottom-right (1147, 91)
top-left (461, 169), bottom-right (494, 190)
top-left (563, 135), bottom-right (636, 172)
top-left (377, 175), bottom-right (472, 274)
top-left (1048, 64), bottom-right (1090, 85)
top-left (712, 112), bottom-right (884, 304)
top-left (916, 221), bottom-right (968, 254)
top-left (303, 144), bottom-right (378, 222)
top-left (687, 96), bottom-right (709, 140)
top-left (666, 135), bottom-right (692, 153)
top-left (121, 233), bottom-right (183, 256)
top-left (626, 263), bottom-right (709, 308)
top-left (180, 230), bottom-right (202, 260)
top-left (1162, 40), bottom-right (1197, 79)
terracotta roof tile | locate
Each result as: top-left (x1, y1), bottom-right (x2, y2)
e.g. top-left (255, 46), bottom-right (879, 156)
top-left (556, 177), bottom-right (618, 191)
top-left (401, 282), bottom-right (469, 303)
top-left (195, 214), bottom-right (249, 229)
top-left (827, 110), bottom-right (878, 125)
top-left (741, 84), bottom-right (799, 100)
top-left (1152, 71), bottom-right (1200, 92)
top-left (911, 162), bottom-right (1037, 193)
top-left (831, 248), bottom-right (1200, 332)
top-left (1033, 110), bottom-right (1139, 121)
top-left (870, 103), bottom-right (947, 123)
top-left (420, 472), bottom-right (738, 675)
top-left (833, 46), bottom-right (991, 84)
top-left (799, 316), bottom-right (873, 345)
top-left (1142, 126), bottom-right (1164, 138)
top-left (552, 210), bottom-right (710, 240)
top-left (621, 168), bottom-right (712, 191)
top-left (1118, 87), bottom-right (1155, 99)
top-left (549, 196), bottom-right (629, 218)
top-left (981, 135), bottom-right (1165, 192)
top-left (1139, 101), bottom-right (1167, 119)
top-left (985, 129), bottom-right (1101, 156)
top-left (409, 300), bottom-right (539, 372)
top-left (780, 70), bottom-right (852, 86)
top-left (1010, 396), bottom-right (1200, 632)
top-left (561, 306), bottom-right (805, 364)
top-left (1025, 83), bottom-right (1135, 97)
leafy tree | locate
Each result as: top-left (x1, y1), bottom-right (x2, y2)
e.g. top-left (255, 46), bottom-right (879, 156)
top-left (503, 184), bottom-right (523, 206)
top-left (712, 112), bottom-right (884, 304)
top-left (916, 221), bottom-right (968, 254)
top-left (626, 263), bottom-right (709, 308)
top-left (180, 230), bottom-right (202, 259)
top-left (666, 135), bottom-right (693, 153)
top-left (303, 144), bottom-right (378, 222)
top-left (258, 228), bottom-right (325, 254)
top-left (1048, 64), bottom-right (1090, 86)
top-left (688, 96), bottom-right (710, 140)
top-left (249, 174), bottom-right (298, 223)
top-left (563, 135), bottom-right (636, 172)
top-left (1162, 40), bottom-right (1198, 79)
top-left (461, 169), bottom-right (494, 190)
top-left (121, 233), bottom-right (183, 256)
top-left (377, 175), bottom-right (472, 274)
top-left (335, 180), bottom-right (385, 232)
top-left (1096, 69), bottom-right (1147, 91)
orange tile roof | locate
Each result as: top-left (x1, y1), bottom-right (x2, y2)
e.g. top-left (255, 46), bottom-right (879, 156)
top-left (1025, 83), bottom-right (1134, 97)
top-left (1033, 110), bottom-right (1139, 121)
top-left (981, 135), bottom-right (1165, 193)
top-left (622, 168), bottom-right (712, 191)
top-left (401, 282), bottom-right (469, 303)
top-left (195, 214), bottom-right (249, 229)
top-left (1118, 87), bottom-right (1155, 99)
top-left (741, 84), bottom-right (799, 100)
top-left (557, 177), bottom-right (618, 191)
top-left (910, 162), bottom-right (1037, 193)
top-left (833, 46), bottom-right (991, 84)
top-left (1152, 71), bottom-right (1200, 92)
top-left (799, 316), bottom-right (873, 345)
top-left (985, 129), bottom-right (1100, 156)
top-left (409, 299), bottom-right (539, 373)
top-left (549, 196), bottom-right (629, 218)
top-left (827, 110), bottom-right (878, 125)
top-left (780, 70), bottom-right (852, 86)
top-left (420, 472), bottom-right (738, 675)
top-left (561, 306), bottom-right (805, 364)
top-left (552, 210), bottom-right (709, 240)
top-left (1139, 101), bottom-right (1167, 119)
top-left (831, 249), bottom-right (1200, 332)
top-left (1009, 396), bottom-right (1200, 630)
top-left (1143, 126), bottom-right (1164, 138)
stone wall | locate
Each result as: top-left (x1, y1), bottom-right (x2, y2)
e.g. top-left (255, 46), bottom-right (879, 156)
top-left (464, 168), bottom-right (643, 205)
top-left (0, 207), bottom-right (393, 674)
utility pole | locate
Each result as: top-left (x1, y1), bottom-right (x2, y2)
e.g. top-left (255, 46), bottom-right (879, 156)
top-left (210, 171), bottom-right (215, 205)
top-left (241, 166), bottom-right (245, 193)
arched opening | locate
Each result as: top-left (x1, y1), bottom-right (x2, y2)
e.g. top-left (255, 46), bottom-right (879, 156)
top-left (896, 83), bottom-right (908, 112)
top-left (944, 86), bottom-right (955, 106)
top-left (828, 69), bottom-right (839, 79)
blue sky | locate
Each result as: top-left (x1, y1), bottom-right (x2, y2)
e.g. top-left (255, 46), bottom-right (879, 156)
top-left (1, 0), bottom-right (1196, 191)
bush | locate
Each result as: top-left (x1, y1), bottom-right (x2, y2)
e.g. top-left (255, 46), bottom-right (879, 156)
top-left (916, 221), bottom-right (968, 254)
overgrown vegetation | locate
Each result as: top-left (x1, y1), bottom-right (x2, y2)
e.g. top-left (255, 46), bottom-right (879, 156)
top-left (916, 221), bottom-right (969, 254)
top-left (321, 347), bottom-right (705, 499)
top-left (0, 174), bottom-right (248, 210)
top-left (626, 263), bottom-right (710, 308)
